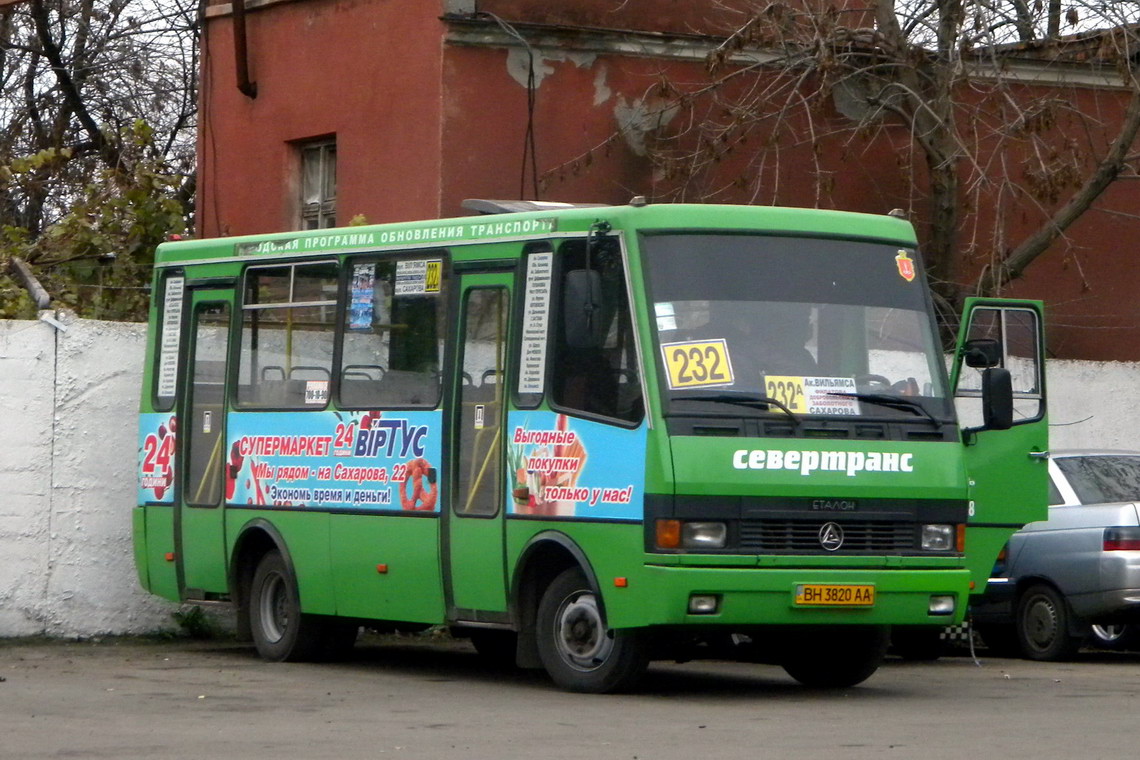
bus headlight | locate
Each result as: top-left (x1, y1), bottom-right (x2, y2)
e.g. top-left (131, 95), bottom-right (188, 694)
top-left (682, 522), bottom-right (727, 549)
top-left (921, 524), bottom-right (955, 551)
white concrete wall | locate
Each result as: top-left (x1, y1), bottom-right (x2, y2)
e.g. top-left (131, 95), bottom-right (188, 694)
top-left (0, 315), bottom-right (175, 637)
top-left (1045, 360), bottom-right (1140, 452)
top-left (0, 314), bottom-right (1138, 637)
top-left (0, 318), bottom-right (56, 635)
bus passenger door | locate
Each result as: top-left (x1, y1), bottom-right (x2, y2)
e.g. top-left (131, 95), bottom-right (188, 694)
top-left (176, 289), bottom-right (233, 599)
top-left (445, 273), bottom-right (513, 617)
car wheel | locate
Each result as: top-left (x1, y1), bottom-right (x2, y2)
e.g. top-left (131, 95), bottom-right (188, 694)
top-left (1089, 624), bottom-right (1140, 651)
top-left (536, 568), bottom-right (648, 693)
top-left (780, 625), bottom-right (889, 687)
top-left (1015, 584), bottom-right (1082, 661)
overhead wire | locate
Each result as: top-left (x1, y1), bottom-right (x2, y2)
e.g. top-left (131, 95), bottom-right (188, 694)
top-left (480, 12), bottom-right (540, 200)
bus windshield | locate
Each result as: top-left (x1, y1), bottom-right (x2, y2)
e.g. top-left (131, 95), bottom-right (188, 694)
top-left (641, 232), bottom-right (953, 421)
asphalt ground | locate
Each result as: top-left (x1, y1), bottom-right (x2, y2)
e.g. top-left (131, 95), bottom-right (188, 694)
top-left (2, 633), bottom-right (1137, 759)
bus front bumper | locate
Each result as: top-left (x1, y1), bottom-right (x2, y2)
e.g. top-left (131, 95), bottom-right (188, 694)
top-left (607, 564), bottom-right (971, 629)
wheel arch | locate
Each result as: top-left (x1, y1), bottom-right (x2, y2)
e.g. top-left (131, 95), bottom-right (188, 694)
top-left (229, 518), bottom-right (295, 642)
top-left (510, 530), bottom-right (601, 669)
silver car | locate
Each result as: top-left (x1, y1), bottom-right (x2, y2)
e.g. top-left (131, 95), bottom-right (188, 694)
top-left (972, 450), bottom-right (1140, 660)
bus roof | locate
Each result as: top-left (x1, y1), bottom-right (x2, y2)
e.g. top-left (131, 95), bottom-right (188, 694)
top-left (154, 202), bottom-right (918, 268)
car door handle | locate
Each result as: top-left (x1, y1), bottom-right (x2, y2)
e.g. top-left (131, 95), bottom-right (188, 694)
top-left (1028, 450), bottom-right (1049, 460)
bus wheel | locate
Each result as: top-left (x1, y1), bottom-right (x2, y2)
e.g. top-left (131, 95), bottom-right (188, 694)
top-left (249, 550), bottom-right (324, 662)
top-left (536, 568), bottom-right (648, 693)
top-left (780, 625), bottom-right (889, 688)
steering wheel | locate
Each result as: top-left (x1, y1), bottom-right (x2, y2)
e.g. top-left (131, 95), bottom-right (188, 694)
top-left (855, 374), bottom-right (892, 390)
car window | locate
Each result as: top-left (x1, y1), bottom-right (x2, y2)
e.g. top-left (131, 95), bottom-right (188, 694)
top-left (1047, 477), bottom-right (1064, 506)
top-left (1054, 456), bottom-right (1140, 504)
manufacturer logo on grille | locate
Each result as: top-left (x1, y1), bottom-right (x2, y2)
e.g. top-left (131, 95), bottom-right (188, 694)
top-left (819, 522), bottom-right (844, 551)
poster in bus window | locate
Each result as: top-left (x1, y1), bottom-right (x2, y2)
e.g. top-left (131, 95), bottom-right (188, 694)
top-left (348, 264), bottom-right (375, 331)
top-left (394, 259), bottom-right (442, 295)
top-left (507, 412), bottom-right (647, 520)
top-left (225, 409), bottom-right (442, 511)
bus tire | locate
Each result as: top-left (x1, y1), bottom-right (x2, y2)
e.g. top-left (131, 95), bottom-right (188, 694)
top-left (249, 550), bottom-right (325, 662)
top-left (780, 625), bottom-right (889, 688)
top-left (536, 567), bottom-right (648, 693)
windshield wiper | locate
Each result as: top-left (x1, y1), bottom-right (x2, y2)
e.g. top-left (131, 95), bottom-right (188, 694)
top-left (826, 392), bottom-right (942, 428)
top-left (671, 392), bottom-right (800, 423)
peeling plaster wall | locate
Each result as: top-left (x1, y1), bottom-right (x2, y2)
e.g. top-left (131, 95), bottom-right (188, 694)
top-left (0, 316), bottom-right (175, 638)
top-left (0, 316), bottom-right (1139, 638)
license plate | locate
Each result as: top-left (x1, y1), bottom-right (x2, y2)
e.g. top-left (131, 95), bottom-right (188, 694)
top-left (795, 584), bottom-right (875, 606)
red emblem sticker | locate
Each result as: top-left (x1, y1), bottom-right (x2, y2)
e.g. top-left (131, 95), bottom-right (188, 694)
top-left (895, 250), bottom-right (916, 282)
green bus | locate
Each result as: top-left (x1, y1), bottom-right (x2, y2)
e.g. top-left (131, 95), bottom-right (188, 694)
top-left (135, 199), bottom-right (1048, 691)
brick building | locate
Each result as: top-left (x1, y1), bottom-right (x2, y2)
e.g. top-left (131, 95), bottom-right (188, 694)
top-left (197, 0), bottom-right (1140, 360)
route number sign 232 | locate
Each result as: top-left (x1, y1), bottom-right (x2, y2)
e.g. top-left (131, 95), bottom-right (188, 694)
top-left (661, 340), bottom-right (735, 389)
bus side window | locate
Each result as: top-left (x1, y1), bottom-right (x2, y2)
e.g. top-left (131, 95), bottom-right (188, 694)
top-left (549, 239), bottom-right (643, 424)
top-left (237, 262), bottom-right (338, 409)
top-left (338, 254), bottom-right (446, 409)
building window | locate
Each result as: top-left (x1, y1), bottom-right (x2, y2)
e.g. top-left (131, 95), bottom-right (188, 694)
top-left (300, 140), bottom-right (336, 229)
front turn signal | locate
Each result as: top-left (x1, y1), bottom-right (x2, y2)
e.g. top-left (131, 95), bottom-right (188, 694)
top-left (656, 519), bottom-right (681, 549)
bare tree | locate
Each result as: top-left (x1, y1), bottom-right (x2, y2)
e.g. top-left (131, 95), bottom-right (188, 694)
top-left (547, 1), bottom-right (1140, 331)
top-left (0, 0), bottom-right (198, 319)
top-left (0, 0), bottom-right (198, 232)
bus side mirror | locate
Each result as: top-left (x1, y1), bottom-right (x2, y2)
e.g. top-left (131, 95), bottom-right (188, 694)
top-left (963, 338), bottom-right (1002, 368)
top-left (982, 367), bottom-right (1014, 431)
top-left (563, 269), bottom-right (604, 348)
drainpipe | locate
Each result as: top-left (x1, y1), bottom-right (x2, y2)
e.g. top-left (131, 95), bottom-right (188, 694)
top-left (232, 0), bottom-right (258, 98)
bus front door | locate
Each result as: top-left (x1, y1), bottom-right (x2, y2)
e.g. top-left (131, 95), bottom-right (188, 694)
top-left (445, 273), bottom-right (513, 619)
top-left (951, 300), bottom-right (1050, 593)
top-left (175, 289), bottom-right (233, 599)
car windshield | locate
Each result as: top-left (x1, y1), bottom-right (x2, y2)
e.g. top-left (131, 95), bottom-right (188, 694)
top-left (1055, 455), bottom-right (1140, 504)
top-left (641, 232), bottom-right (952, 421)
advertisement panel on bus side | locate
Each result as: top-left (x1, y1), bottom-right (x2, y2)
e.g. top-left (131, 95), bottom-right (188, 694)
top-left (137, 410), bottom-right (445, 511)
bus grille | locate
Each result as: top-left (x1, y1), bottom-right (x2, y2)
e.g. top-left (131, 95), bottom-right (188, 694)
top-left (739, 519), bottom-right (916, 553)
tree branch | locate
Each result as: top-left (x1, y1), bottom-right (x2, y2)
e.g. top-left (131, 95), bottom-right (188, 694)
top-left (27, 0), bottom-right (122, 170)
top-left (981, 69), bottom-right (1140, 296)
